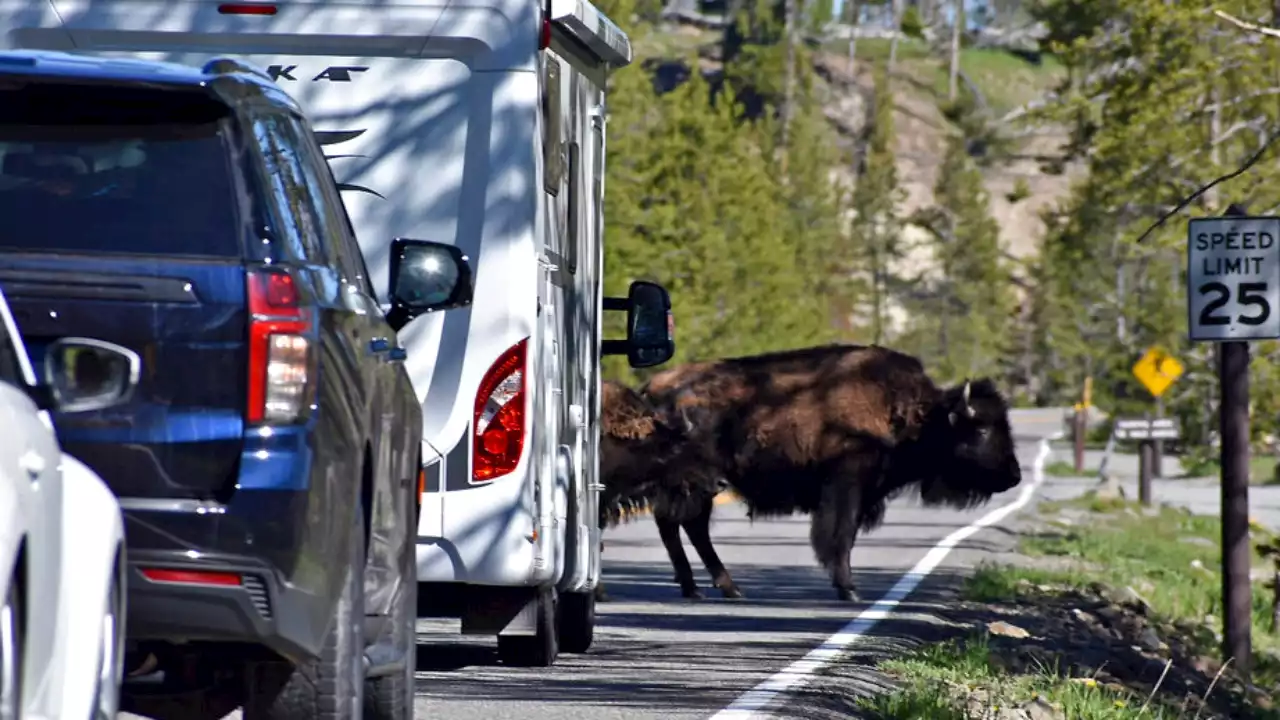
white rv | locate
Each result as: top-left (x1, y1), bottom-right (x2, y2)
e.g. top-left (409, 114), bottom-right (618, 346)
top-left (0, 0), bottom-right (675, 669)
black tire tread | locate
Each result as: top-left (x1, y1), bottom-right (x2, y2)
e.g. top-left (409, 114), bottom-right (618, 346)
top-left (244, 510), bottom-right (366, 720)
top-left (496, 589), bottom-right (559, 667)
top-left (557, 590), bottom-right (595, 654)
top-left (364, 463), bottom-right (419, 720)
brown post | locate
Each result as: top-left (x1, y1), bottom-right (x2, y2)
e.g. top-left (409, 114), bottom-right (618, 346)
top-left (1153, 395), bottom-right (1165, 478)
top-left (1073, 407), bottom-right (1085, 473)
top-left (1146, 409), bottom-right (1157, 504)
top-left (1220, 338), bottom-right (1253, 679)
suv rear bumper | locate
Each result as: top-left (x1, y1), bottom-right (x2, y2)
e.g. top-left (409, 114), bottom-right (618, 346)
top-left (120, 488), bottom-right (331, 664)
top-left (125, 551), bottom-right (318, 664)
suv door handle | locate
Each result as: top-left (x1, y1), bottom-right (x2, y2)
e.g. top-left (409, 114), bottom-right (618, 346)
top-left (368, 338), bottom-right (390, 354)
top-left (387, 347), bottom-right (407, 362)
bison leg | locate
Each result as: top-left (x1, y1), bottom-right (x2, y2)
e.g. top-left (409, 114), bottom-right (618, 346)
top-left (810, 475), bottom-right (865, 602)
top-left (682, 497), bottom-right (744, 599)
top-left (655, 515), bottom-right (704, 599)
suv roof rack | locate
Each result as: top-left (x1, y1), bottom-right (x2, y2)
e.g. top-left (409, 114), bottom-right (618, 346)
top-left (202, 57), bottom-right (275, 84)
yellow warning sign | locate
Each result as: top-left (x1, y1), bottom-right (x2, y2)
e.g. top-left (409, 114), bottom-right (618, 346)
top-left (1132, 346), bottom-right (1185, 398)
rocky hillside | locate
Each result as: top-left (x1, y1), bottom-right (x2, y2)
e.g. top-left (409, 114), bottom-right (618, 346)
top-left (634, 23), bottom-right (1088, 331)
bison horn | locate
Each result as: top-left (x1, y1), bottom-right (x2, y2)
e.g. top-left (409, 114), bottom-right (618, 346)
top-left (680, 406), bottom-right (695, 434)
top-left (963, 380), bottom-right (975, 418)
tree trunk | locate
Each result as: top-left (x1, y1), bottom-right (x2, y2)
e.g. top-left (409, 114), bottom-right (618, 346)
top-left (888, 0), bottom-right (903, 73)
top-left (948, 0), bottom-right (962, 102)
top-left (847, 0), bottom-right (861, 77)
top-left (781, 0), bottom-right (797, 172)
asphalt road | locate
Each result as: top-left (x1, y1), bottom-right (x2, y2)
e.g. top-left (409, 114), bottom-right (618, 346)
top-left (409, 409), bottom-right (1064, 720)
top-left (123, 409), bottom-right (1062, 720)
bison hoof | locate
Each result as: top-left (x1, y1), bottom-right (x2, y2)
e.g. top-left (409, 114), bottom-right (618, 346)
top-left (835, 587), bottom-right (859, 602)
top-left (720, 585), bottom-right (745, 600)
top-left (681, 587), bottom-right (705, 600)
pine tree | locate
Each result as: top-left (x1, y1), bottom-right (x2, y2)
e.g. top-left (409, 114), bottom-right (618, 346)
top-left (901, 136), bottom-right (1014, 384)
top-left (848, 68), bottom-right (904, 343)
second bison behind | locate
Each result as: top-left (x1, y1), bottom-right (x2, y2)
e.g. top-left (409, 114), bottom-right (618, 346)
top-left (599, 343), bottom-right (1023, 601)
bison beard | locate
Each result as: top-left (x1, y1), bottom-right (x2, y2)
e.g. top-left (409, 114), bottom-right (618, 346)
top-left (596, 381), bottom-right (727, 601)
top-left (635, 343), bottom-right (1024, 602)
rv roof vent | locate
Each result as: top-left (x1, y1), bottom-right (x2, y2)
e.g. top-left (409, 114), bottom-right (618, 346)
top-left (203, 57), bottom-right (276, 85)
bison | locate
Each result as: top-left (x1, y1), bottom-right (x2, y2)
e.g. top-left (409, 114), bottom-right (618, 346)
top-left (596, 380), bottom-right (727, 600)
top-left (632, 343), bottom-right (1023, 602)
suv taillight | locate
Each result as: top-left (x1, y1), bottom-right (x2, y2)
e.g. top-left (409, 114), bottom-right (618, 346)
top-left (246, 267), bottom-right (314, 424)
top-left (472, 338), bottom-right (528, 483)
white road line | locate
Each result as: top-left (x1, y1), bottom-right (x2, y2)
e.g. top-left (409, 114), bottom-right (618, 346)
top-left (708, 432), bottom-right (1064, 719)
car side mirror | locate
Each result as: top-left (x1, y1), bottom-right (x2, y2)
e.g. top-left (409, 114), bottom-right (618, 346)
top-left (42, 337), bottom-right (141, 413)
top-left (386, 238), bottom-right (474, 332)
top-left (602, 280), bottom-right (675, 369)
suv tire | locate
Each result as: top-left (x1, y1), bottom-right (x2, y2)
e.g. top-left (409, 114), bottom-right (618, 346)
top-left (244, 508), bottom-right (366, 720)
top-left (364, 473), bottom-right (418, 720)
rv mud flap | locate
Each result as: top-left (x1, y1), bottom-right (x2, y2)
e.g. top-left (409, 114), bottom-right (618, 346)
top-left (458, 585), bottom-right (540, 636)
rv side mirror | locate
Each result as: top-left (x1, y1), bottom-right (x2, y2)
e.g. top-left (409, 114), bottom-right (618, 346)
top-left (602, 280), bottom-right (675, 369)
top-left (386, 238), bottom-right (474, 332)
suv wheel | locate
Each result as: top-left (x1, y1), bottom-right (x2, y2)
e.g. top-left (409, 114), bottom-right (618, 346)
top-left (557, 591), bottom-right (595, 654)
top-left (364, 474), bottom-right (418, 720)
top-left (245, 508), bottom-right (366, 720)
top-left (496, 588), bottom-right (558, 667)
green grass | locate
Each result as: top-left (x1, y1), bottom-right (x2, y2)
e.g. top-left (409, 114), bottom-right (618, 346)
top-left (859, 632), bottom-right (1164, 719)
top-left (1177, 454), bottom-right (1280, 485)
top-left (1020, 495), bottom-right (1280, 631)
top-left (822, 37), bottom-right (1065, 117)
top-left (1042, 459), bottom-right (1084, 477)
top-left (863, 492), bottom-right (1280, 717)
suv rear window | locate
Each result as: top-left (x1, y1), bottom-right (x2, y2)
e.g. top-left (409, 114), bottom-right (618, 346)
top-left (0, 82), bottom-right (243, 257)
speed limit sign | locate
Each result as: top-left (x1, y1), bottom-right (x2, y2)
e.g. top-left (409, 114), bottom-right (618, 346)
top-left (1187, 216), bottom-right (1280, 342)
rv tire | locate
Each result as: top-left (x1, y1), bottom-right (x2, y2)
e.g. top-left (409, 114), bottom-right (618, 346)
top-left (496, 588), bottom-right (559, 667)
top-left (557, 590), bottom-right (595, 653)
top-left (243, 508), bottom-right (366, 720)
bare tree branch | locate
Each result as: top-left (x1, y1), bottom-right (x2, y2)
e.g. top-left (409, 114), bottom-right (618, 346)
top-left (1214, 8), bottom-right (1280, 39)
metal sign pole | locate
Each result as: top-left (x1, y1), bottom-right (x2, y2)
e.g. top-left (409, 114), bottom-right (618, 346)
top-left (1188, 203), bottom-right (1269, 680)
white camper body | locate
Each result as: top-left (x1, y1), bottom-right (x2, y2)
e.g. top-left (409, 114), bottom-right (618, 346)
top-left (0, 0), bottom-right (631, 661)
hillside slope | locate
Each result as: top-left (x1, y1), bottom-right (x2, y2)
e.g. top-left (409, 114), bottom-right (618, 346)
top-left (634, 26), bottom-right (1088, 332)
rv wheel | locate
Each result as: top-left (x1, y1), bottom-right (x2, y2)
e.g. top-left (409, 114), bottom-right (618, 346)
top-left (557, 590), bottom-right (596, 653)
top-left (496, 588), bottom-right (559, 667)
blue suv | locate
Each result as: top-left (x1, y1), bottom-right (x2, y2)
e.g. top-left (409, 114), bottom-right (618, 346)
top-left (0, 51), bottom-right (471, 719)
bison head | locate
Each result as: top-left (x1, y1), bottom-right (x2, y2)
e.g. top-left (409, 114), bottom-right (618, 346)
top-left (916, 377), bottom-right (1022, 509)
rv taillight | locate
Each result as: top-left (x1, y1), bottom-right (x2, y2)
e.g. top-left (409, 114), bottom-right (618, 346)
top-left (218, 3), bottom-right (278, 15)
top-left (246, 268), bottom-right (315, 425)
top-left (540, 17), bottom-right (552, 50)
top-left (472, 338), bottom-right (529, 483)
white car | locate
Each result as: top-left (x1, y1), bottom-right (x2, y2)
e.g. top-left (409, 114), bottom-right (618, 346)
top-left (0, 286), bottom-right (141, 720)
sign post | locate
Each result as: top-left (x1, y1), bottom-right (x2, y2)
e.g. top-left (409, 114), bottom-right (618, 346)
top-left (1188, 206), bottom-right (1278, 679)
top-left (1114, 418), bottom-right (1180, 505)
top-left (1131, 345), bottom-right (1185, 487)
top-left (1072, 376), bottom-right (1092, 473)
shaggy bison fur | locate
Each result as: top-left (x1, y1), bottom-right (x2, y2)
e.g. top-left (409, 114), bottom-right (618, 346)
top-left (635, 343), bottom-right (1023, 601)
top-left (596, 380), bottom-right (726, 600)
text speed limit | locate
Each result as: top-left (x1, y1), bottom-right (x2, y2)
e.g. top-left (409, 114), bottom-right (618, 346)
top-left (1187, 216), bottom-right (1280, 342)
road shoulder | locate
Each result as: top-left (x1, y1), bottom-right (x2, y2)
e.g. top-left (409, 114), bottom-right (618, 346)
top-left (848, 479), bottom-right (1280, 720)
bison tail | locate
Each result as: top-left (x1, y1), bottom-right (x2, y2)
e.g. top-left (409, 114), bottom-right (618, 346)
top-left (599, 495), bottom-right (654, 528)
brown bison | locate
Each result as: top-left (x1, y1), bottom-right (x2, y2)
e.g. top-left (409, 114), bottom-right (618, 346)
top-left (634, 343), bottom-right (1023, 602)
top-left (595, 380), bottom-right (726, 600)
